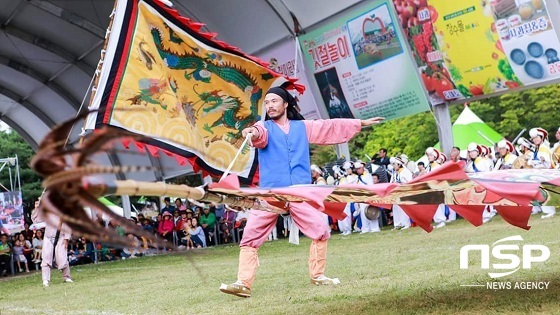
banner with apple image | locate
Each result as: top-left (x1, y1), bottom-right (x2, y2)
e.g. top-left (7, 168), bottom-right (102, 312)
top-left (393, 0), bottom-right (522, 105)
top-left (299, 0), bottom-right (430, 121)
top-left (393, 0), bottom-right (560, 105)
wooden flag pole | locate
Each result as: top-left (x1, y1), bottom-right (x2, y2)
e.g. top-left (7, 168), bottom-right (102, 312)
top-left (85, 179), bottom-right (289, 215)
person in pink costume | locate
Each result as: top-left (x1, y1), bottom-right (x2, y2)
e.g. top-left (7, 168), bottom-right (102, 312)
top-left (31, 199), bottom-right (73, 287)
top-left (219, 86), bottom-right (383, 297)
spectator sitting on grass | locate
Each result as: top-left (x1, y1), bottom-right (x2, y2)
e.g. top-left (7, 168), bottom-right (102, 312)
top-left (175, 211), bottom-right (188, 238)
top-left (22, 223), bottom-right (34, 240)
top-left (17, 233), bottom-right (33, 264)
top-left (186, 218), bottom-right (206, 248)
top-left (121, 233), bottom-right (142, 259)
top-left (70, 237), bottom-right (94, 265)
top-left (213, 204), bottom-right (225, 221)
top-left (13, 239), bottom-right (30, 273)
top-left (194, 206), bottom-right (203, 220)
top-left (235, 208), bottom-right (250, 229)
top-left (32, 229), bottom-right (43, 263)
top-left (172, 210), bottom-right (182, 230)
top-left (97, 243), bottom-right (115, 261)
top-left (180, 219), bottom-right (194, 249)
top-left (152, 214), bottom-right (161, 232)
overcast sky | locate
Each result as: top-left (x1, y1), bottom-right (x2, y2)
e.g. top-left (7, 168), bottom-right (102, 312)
top-left (0, 121), bottom-right (10, 132)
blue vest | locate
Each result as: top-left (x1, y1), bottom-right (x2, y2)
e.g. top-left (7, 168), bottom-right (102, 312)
top-left (258, 120), bottom-right (311, 187)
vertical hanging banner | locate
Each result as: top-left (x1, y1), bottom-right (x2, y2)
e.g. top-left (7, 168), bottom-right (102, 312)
top-left (491, 0), bottom-right (560, 84)
top-left (258, 40), bottom-right (321, 120)
top-left (299, 0), bottom-right (430, 121)
top-left (1, 191), bottom-right (24, 234)
top-left (394, 0), bottom-right (560, 105)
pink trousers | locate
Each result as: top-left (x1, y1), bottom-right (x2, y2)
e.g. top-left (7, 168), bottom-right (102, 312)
top-left (240, 202), bottom-right (330, 248)
top-left (237, 202), bottom-right (331, 288)
top-left (41, 237), bottom-right (71, 282)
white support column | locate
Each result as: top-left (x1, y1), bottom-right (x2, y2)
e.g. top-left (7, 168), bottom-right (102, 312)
top-left (433, 103), bottom-right (454, 155)
top-left (121, 195), bottom-right (132, 219)
top-left (336, 143), bottom-right (351, 160)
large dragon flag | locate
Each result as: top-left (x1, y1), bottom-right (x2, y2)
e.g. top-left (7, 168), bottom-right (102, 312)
top-left (85, 0), bottom-right (300, 184)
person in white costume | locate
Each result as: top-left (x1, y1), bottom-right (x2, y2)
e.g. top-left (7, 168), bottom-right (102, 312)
top-left (464, 143), bottom-right (496, 222)
top-left (311, 164), bottom-right (330, 231)
top-left (425, 147), bottom-right (442, 172)
top-left (353, 162), bottom-right (380, 233)
top-left (31, 199), bottom-right (73, 287)
top-left (494, 140), bottom-right (517, 170)
top-left (338, 161), bottom-right (357, 235)
top-left (528, 127), bottom-right (553, 169)
top-left (425, 147), bottom-right (447, 228)
top-left (528, 128), bottom-right (556, 219)
top-left (465, 143), bottom-right (490, 173)
top-left (390, 157), bottom-right (412, 230)
top-left (552, 127), bottom-right (560, 169)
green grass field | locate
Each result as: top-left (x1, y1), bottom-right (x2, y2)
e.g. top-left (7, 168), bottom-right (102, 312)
top-left (1, 215), bottom-right (559, 315)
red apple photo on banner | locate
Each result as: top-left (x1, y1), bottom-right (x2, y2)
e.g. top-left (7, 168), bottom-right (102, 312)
top-left (346, 3), bottom-right (404, 69)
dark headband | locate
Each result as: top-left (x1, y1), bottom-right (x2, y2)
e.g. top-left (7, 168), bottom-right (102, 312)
top-left (265, 86), bottom-right (305, 120)
top-left (267, 87), bottom-right (290, 102)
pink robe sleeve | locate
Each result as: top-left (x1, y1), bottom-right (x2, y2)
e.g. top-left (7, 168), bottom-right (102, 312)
top-left (250, 121), bottom-right (268, 149)
top-left (303, 119), bottom-right (362, 145)
top-left (250, 119), bottom-right (362, 148)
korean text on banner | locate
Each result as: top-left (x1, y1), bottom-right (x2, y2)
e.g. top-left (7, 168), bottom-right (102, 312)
top-left (394, 0), bottom-right (560, 105)
top-left (299, 0), bottom-right (430, 121)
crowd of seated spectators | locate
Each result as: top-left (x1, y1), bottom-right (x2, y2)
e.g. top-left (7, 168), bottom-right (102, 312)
top-left (0, 223), bottom-right (48, 277)
top-left (151, 198), bottom-right (255, 248)
top-left (0, 198), bottom-right (267, 276)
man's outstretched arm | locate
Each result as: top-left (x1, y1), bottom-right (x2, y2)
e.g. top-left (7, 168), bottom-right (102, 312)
top-left (304, 117), bottom-right (384, 145)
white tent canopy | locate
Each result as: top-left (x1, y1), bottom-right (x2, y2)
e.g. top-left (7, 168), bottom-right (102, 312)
top-left (416, 106), bottom-right (505, 167)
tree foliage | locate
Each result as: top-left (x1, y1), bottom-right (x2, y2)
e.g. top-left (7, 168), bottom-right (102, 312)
top-left (0, 131), bottom-right (42, 209)
top-left (310, 144), bottom-right (339, 166)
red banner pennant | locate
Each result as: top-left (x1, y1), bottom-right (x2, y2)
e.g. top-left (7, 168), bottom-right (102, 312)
top-left (449, 205), bottom-right (485, 227)
top-left (188, 22), bottom-right (205, 32)
top-left (146, 145), bottom-right (159, 157)
top-left (173, 155), bottom-right (188, 166)
top-left (133, 141), bottom-right (146, 153)
top-left (494, 206), bottom-right (532, 230)
top-left (323, 202), bottom-right (348, 220)
top-left (200, 32), bottom-right (217, 39)
top-left (409, 161), bottom-right (468, 183)
top-left (121, 139), bottom-right (131, 149)
top-left (399, 205), bottom-right (439, 233)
